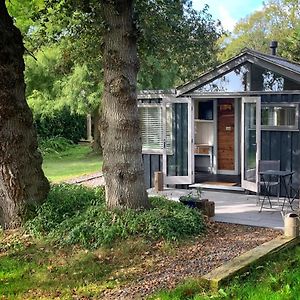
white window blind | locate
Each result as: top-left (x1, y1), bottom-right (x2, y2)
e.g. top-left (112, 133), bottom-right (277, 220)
top-left (140, 106), bottom-right (163, 151)
top-left (139, 105), bottom-right (173, 153)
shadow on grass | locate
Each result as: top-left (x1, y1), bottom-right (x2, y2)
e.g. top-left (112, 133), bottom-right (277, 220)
top-left (0, 236), bottom-right (153, 299)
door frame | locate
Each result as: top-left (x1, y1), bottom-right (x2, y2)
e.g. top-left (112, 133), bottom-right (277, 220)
top-left (241, 96), bottom-right (261, 192)
top-left (216, 98), bottom-right (240, 175)
top-left (162, 97), bottom-right (194, 185)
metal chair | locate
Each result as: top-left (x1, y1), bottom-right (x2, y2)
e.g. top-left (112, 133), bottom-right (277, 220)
top-left (258, 160), bottom-right (280, 211)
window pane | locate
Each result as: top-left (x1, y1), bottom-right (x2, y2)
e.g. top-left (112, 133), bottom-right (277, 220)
top-left (251, 65), bottom-right (300, 91)
top-left (261, 106), bottom-right (297, 128)
top-left (199, 100), bottom-right (213, 120)
top-left (140, 106), bottom-right (163, 150)
top-left (196, 64), bottom-right (250, 92)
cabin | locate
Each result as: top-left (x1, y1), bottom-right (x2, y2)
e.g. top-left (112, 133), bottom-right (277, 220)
top-left (138, 45), bottom-right (300, 193)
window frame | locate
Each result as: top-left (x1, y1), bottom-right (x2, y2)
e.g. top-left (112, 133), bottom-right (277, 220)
top-left (255, 103), bottom-right (299, 131)
top-left (138, 103), bottom-right (174, 155)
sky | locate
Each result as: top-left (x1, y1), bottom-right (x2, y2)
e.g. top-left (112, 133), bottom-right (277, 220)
top-left (193, 0), bottom-right (264, 31)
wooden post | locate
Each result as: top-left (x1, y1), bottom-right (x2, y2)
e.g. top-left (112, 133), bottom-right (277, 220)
top-left (154, 171), bottom-right (163, 192)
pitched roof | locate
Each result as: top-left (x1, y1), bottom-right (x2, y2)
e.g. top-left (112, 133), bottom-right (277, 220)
top-left (176, 48), bottom-right (300, 96)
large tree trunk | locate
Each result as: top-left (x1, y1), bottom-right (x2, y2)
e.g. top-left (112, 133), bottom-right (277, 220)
top-left (100, 0), bottom-right (149, 209)
top-left (0, 1), bottom-right (50, 229)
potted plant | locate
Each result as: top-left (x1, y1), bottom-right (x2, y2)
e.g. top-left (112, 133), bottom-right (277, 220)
top-left (179, 187), bottom-right (214, 217)
top-left (179, 187), bottom-right (207, 208)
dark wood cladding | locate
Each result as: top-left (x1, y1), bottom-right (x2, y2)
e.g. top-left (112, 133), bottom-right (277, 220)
top-left (217, 99), bottom-right (235, 170)
top-left (261, 94), bottom-right (300, 190)
top-left (142, 154), bottom-right (162, 189)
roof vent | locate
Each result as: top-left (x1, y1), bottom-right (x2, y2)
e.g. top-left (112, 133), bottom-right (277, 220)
top-left (270, 41), bottom-right (278, 56)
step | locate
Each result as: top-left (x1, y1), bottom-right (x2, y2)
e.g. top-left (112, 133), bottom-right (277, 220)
top-left (190, 183), bottom-right (245, 192)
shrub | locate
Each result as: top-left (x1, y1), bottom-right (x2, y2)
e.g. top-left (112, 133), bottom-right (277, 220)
top-left (38, 137), bottom-right (74, 155)
top-left (34, 107), bottom-right (86, 143)
top-left (26, 184), bottom-right (205, 249)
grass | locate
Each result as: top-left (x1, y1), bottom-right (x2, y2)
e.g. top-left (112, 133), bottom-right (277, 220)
top-left (1, 233), bottom-right (300, 300)
top-left (0, 235), bottom-right (150, 299)
top-left (42, 144), bottom-right (102, 182)
top-left (0, 184), bottom-right (205, 299)
top-left (151, 245), bottom-right (300, 300)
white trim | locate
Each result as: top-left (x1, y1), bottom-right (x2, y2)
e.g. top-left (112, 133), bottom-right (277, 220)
top-left (191, 101), bottom-right (195, 183)
top-left (138, 103), bottom-right (162, 108)
top-left (142, 149), bottom-right (163, 155)
top-left (234, 98), bottom-right (240, 175)
top-left (241, 96), bottom-right (261, 192)
top-left (217, 170), bottom-right (238, 175)
top-left (213, 99), bottom-right (218, 173)
top-left (184, 90), bottom-right (300, 98)
top-left (215, 98), bottom-right (239, 175)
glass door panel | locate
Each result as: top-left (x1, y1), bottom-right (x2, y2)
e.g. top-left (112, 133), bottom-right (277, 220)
top-left (162, 98), bottom-right (194, 185)
top-left (241, 97), bottom-right (261, 192)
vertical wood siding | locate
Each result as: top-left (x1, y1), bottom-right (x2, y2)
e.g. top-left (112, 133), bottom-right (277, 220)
top-left (261, 94), bottom-right (300, 190)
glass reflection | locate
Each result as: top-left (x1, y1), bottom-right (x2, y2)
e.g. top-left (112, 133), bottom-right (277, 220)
top-left (196, 65), bottom-right (249, 92)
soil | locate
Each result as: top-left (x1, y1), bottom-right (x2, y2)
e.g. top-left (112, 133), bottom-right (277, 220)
top-left (64, 173), bottom-right (281, 299)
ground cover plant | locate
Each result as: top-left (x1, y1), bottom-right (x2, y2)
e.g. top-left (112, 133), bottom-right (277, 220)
top-left (150, 245), bottom-right (300, 300)
top-left (41, 143), bottom-right (102, 182)
top-left (0, 184), bottom-right (205, 299)
top-left (27, 184), bottom-right (205, 248)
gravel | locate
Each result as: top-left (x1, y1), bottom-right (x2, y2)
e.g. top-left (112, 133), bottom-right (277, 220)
top-left (100, 222), bottom-right (280, 299)
top-left (64, 174), bottom-right (281, 299)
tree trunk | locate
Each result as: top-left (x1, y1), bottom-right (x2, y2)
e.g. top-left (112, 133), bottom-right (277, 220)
top-left (0, 1), bottom-right (50, 229)
top-left (86, 113), bottom-right (93, 141)
top-left (100, 0), bottom-right (149, 209)
top-left (91, 108), bottom-right (102, 153)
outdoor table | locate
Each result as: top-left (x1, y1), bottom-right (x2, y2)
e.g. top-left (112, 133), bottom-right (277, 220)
top-left (259, 170), bottom-right (295, 212)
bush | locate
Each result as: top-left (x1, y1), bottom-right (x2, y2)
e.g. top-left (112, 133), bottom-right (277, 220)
top-left (38, 137), bottom-right (74, 155)
top-left (34, 107), bottom-right (86, 143)
top-left (26, 184), bottom-right (205, 249)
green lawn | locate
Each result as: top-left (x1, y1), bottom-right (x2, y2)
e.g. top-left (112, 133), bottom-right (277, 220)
top-left (42, 144), bottom-right (102, 182)
top-left (1, 231), bottom-right (300, 300)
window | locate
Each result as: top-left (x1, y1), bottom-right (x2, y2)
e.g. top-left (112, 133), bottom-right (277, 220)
top-left (198, 100), bottom-right (213, 120)
top-left (261, 105), bottom-right (297, 129)
top-left (139, 105), bottom-right (173, 153)
top-left (250, 104), bottom-right (298, 130)
top-left (251, 65), bottom-right (300, 91)
top-left (139, 106), bottom-right (163, 152)
top-left (196, 64), bottom-right (250, 92)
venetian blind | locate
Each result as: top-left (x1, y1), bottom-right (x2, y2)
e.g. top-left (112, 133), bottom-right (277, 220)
top-left (140, 106), bottom-right (163, 150)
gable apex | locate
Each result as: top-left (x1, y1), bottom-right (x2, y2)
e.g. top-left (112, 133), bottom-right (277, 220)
top-left (176, 49), bottom-right (300, 95)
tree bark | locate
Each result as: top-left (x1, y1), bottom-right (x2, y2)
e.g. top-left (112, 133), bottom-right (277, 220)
top-left (0, 1), bottom-right (50, 229)
top-left (100, 0), bottom-right (149, 209)
top-left (91, 108), bottom-right (102, 153)
top-left (86, 113), bottom-right (93, 141)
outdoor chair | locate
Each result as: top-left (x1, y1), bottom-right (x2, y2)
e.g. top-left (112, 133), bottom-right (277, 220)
top-left (258, 160), bottom-right (280, 211)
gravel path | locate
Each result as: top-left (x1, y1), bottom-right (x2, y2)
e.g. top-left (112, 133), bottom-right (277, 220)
top-left (102, 222), bottom-right (279, 300)
top-left (64, 172), bottom-right (105, 187)
top-left (64, 174), bottom-right (281, 299)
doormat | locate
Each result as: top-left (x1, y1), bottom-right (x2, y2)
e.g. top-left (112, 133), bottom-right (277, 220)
top-left (202, 181), bottom-right (238, 186)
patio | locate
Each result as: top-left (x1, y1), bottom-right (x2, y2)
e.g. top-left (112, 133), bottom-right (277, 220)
top-left (148, 188), bottom-right (299, 230)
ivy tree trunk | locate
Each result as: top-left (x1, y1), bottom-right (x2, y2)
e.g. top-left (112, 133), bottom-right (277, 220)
top-left (101, 0), bottom-right (149, 209)
top-left (0, 1), bottom-right (50, 229)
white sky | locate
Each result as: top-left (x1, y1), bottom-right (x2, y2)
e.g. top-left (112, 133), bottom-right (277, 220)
top-left (193, 0), bottom-right (264, 31)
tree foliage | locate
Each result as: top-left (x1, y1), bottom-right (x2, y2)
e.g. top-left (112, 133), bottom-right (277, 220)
top-left (220, 0), bottom-right (300, 61)
top-left (8, 0), bottom-right (222, 92)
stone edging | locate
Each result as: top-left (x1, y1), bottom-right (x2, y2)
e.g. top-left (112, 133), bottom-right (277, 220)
top-left (200, 235), bottom-right (300, 290)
